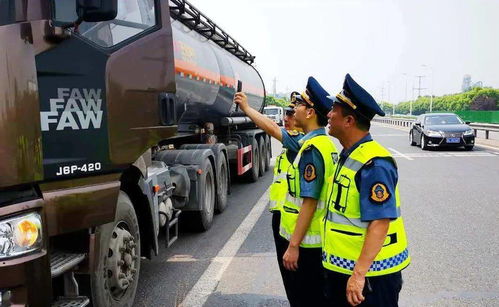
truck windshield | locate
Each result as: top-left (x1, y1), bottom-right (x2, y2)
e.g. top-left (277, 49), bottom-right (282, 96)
top-left (264, 109), bottom-right (279, 115)
top-left (51, 0), bottom-right (156, 48)
top-left (0, 0), bottom-right (16, 26)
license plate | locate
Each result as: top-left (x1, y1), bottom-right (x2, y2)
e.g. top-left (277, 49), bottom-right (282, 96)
top-left (446, 137), bottom-right (460, 143)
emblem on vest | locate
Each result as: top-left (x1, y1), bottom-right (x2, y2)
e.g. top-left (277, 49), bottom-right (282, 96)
top-left (370, 183), bottom-right (390, 203)
top-left (304, 163), bottom-right (316, 182)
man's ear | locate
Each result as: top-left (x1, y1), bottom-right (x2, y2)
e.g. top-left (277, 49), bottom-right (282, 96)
top-left (306, 107), bottom-right (315, 119)
top-left (345, 115), bottom-right (356, 127)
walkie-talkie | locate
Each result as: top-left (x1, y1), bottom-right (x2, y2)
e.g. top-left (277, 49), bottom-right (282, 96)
top-left (235, 80), bottom-right (243, 112)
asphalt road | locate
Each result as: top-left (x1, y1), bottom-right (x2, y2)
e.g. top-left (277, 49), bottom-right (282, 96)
top-left (135, 123), bottom-right (499, 307)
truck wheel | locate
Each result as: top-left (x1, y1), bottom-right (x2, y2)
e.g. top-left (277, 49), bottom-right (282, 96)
top-left (258, 137), bottom-right (266, 177)
top-left (192, 158), bottom-right (216, 231)
top-left (263, 135), bottom-right (271, 172)
top-left (245, 138), bottom-right (259, 183)
top-left (215, 154), bottom-right (229, 213)
top-left (91, 191), bottom-right (140, 307)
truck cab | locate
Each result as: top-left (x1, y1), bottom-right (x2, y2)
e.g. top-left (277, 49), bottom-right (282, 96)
top-left (0, 0), bottom-right (269, 306)
top-left (263, 105), bottom-right (284, 126)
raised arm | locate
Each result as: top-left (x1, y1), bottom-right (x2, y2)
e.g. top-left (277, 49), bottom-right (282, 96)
top-left (234, 92), bottom-right (283, 142)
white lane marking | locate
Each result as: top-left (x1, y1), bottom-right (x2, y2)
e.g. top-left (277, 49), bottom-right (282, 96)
top-left (389, 147), bottom-right (414, 161)
top-left (180, 188), bottom-right (270, 307)
top-left (476, 143), bottom-right (499, 153)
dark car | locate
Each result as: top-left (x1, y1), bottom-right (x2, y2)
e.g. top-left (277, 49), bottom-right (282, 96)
top-left (409, 113), bottom-right (475, 150)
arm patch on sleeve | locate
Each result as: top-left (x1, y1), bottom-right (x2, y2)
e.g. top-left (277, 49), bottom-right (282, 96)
top-left (304, 163), bottom-right (317, 182)
top-left (370, 182), bottom-right (390, 203)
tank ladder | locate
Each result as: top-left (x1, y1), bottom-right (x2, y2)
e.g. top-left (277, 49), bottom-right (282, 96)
top-left (169, 0), bottom-right (256, 65)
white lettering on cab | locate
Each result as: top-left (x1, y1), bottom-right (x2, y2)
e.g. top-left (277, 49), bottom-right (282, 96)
top-left (40, 88), bottom-right (104, 131)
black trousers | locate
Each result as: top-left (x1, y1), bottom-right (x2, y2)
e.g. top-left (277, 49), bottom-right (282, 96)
top-left (323, 269), bottom-right (403, 307)
top-left (271, 211), bottom-right (327, 307)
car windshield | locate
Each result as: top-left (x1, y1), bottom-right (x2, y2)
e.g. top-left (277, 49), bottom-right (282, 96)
top-left (424, 115), bottom-right (463, 125)
top-left (264, 109), bottom-right (279, 115)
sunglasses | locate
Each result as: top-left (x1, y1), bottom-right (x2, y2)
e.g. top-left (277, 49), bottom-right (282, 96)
top-left (285, 110), bottom-right (295, 116)
top-left (294, 101), bottom-right (311, 109)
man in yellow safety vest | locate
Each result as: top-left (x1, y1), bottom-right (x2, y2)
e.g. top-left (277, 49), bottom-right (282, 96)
top-left (268, 94), bottom-right (304, 302)
top-left (234, 77), bottom-right (338, 306)
top-left (323, 74), bottom-right (410, 306)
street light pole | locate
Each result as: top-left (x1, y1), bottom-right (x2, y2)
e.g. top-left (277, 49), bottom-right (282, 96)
top-left (387, 81), bottom-right (395, 116)
top-left (422, 64), bottom-right (434, 113)
top-left (402, 73), bottom-right (408, 101)
top-left (410, 83), bottom-right (415, 116)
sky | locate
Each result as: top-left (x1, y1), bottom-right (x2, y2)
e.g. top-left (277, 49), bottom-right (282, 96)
top-left (191, 0), bottom-right (499, 104)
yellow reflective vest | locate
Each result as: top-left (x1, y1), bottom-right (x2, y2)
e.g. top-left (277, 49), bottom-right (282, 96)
top-left (322, 140), bottom-right (410, 276)
top-left (268, 148), bottom-right (292, 212)
top-left (279, 134), bottom-right (338, 248)
top-left (269, 131), bottom-right (304, 212)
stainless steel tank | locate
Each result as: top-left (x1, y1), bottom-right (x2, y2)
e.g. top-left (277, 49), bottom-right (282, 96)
top-left (171, 19), bottom-right (265, 127)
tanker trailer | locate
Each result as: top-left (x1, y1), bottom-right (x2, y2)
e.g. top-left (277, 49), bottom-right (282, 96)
top-left (0, 0), bottom-right (270, 306)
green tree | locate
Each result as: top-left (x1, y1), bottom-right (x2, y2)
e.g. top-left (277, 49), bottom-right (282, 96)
top-left (393, 87), bottom-right (499, 114)
top-left (265, 95), bottom-right (289, 108)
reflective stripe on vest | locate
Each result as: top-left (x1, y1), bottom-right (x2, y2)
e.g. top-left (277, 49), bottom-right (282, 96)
top-left (322, 248), bottom-right (409, 272)
top-left (325, 207), bottom-right (401, 229)
top-left (322, 140), bottom-right (410, 276)
top-left (279, 134), bottom-right (338, 248)
top-left (268, 149), bottom-right (292, 212)
top-left (285, 195), bottom-right (327, 210)
top-left (280, 226), bottom-right (322, 246)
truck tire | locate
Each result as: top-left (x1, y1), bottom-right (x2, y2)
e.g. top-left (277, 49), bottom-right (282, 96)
top-left (258, 137), bottom-right (266, 177)
top-left (91, 191), bottom-right (140, 307)
top-left (245, 138), bottom-right (260, 183)
top-left (192, 158), bottom-right (216, 231)
top-left (215, 154), bottom-right (229, 213)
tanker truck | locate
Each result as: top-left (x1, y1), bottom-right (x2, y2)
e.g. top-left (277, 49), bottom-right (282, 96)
top-left (0, 0), bottom-right (270, 305)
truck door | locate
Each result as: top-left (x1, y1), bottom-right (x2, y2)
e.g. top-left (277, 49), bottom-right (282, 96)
top-left (38, 0), bottom-right (175, 181)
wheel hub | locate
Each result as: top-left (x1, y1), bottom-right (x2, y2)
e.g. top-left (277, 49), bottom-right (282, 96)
top-left (104, 224), bottom-right (138, 299)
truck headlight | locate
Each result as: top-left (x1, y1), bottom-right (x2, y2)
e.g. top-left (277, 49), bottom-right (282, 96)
top-left (426, 130), bottom-right (443, 137)
top-left (463, 129), bottom-right (474, 136)
top-left (0, 212), bottom-right (42, 259)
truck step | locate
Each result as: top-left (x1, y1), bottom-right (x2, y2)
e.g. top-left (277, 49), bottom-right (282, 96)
top-left (50, 251), bottom-right (86, 278)
top-left (52, 296), bottom-right (89, 307)
top-left (166, 209), bottom-right (181, 248)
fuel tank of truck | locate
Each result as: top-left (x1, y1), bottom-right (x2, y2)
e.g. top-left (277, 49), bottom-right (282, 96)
top-left (171, 20), bottom-right (265, 129)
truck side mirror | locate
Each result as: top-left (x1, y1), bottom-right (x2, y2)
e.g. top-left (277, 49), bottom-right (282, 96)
top-left (77, 0), bottom-right (118, 22)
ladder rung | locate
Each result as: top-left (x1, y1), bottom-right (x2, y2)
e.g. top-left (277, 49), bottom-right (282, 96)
top-left (50, 252), bottom-right (86, 278)
top-left (52, 296), bottom-right (89, 307)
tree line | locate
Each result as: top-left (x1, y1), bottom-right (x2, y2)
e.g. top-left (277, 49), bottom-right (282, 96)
top-left (380, 87), bottom-right (499, 115)
top-left (264, 96), bottom-right (289, 108)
